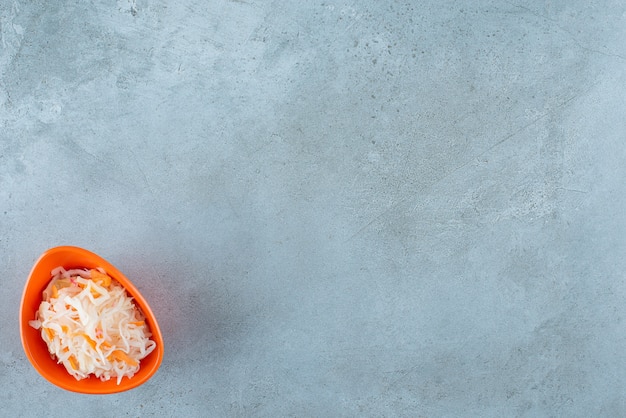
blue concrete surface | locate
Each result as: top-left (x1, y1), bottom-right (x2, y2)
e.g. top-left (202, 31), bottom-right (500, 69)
top-left (2, 1), bottom-right (626, 416)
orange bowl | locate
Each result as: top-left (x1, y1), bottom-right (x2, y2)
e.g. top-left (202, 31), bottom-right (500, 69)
top-left (19, 246), bottom-right (164, 394)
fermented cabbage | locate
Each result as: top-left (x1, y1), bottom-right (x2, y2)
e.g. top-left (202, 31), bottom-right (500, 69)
top-left (29, 267), bottom-right (156, 384)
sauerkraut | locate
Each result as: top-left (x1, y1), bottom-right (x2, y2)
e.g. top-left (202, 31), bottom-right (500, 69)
top-left (28, 266), bottom-right (156, 384)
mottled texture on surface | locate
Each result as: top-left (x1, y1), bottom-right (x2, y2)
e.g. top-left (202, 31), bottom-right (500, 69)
top-left (2, 0), bottom-right (626, 416)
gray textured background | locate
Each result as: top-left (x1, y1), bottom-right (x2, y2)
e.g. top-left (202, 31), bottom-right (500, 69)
top-left (2, 0), bottom-right (626, 416)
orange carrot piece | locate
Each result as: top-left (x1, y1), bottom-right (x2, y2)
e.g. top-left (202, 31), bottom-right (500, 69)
top-left (110, 350), bottom-right (138, 366)
top-left (90, 269), bottom-right (112, 287)
top-left (44, 327), bottom-right (54, 340)
top-left (130, 321), bottom-right (145, 327)
top-left (51, 285), bottom-right (59, 299)
top-left (68, 356), bottom-right (78, 370)
top-left (80, 333), bottom-right (97, 350)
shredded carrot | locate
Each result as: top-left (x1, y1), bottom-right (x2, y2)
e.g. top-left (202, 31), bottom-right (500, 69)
top-left (101, 341), bottom-right (112, 349)
top-left (44, 327), bottom-right (54, 340)
top-left (51, 285), bottom-right (59, 299)
top-left (68, 356), bottom-right (78, 370)
top-left (109, 350), bottom-right (138, 366)
top-left (130, 321), bottom-right (145, 326)
top-left (81, 333), bottom-right (97, 350)
top-left (61, 325), bottom-right (69, 333)
top-left (90, 269), bottom-right (112, 287)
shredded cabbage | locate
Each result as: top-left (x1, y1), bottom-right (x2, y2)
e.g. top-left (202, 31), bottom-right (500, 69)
top-left (28, 266), bottom-right (156, 384)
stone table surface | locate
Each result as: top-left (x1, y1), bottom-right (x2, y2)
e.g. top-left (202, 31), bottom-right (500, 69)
top-left (1, 1), bottom-right (626, 416)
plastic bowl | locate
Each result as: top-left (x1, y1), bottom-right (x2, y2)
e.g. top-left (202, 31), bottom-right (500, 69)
top-left (19, 246), bottom-right (164, 394)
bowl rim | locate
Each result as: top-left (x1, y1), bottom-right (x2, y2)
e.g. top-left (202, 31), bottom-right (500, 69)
top-left (19, 245), bottom-right (164, 394)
